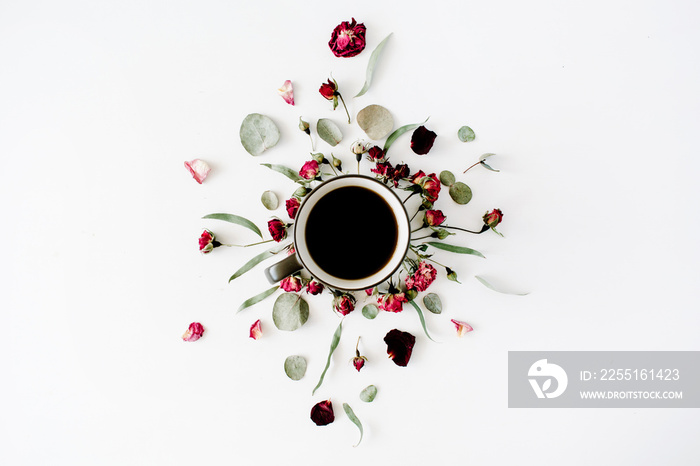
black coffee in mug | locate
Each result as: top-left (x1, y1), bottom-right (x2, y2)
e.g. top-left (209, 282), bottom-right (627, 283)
top-left (305, 186), bottom-right (398, 281)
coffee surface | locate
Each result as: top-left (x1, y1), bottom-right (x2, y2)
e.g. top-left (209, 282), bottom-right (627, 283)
top-left (305, 186), bottom-right (398, 281)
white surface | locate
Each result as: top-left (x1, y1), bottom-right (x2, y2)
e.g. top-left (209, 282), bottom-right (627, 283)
top-left (2, 0), bottom-right (699, 464)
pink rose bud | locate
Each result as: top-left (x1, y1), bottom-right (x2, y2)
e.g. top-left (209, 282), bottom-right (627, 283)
top-left (333, 294), bottom-right (356, 316)
top-left (182, 322), bottom-right (204, 342)
top-left (277, 80), bottom-right (294, 105)
top-left (280, 275), bottom-right (303, 293)
top-left (483, 208), bottom-right (503, 228)
top-left (310, 399), bottom-right (335, 426)
top-left (424, 210), bottom-right (446, 227)
top-left (249, 319), bottom-right (262, 340)
top-left (364, 288), bottom-right (374, 296)
top-left (298, 160), bottom-right (320, 180)
top-left (267, 218), bottom-right (288, 242)
top-left (328, 18), bottom-right (367, 58)
top-left (199, 229), bottom-right (219, 254)
top-left (306, 281), bottom-right (324, 295)
top-left (451, 319), bottom-right (474, 337)
top-left (184, 159), bottom-right (211, 184)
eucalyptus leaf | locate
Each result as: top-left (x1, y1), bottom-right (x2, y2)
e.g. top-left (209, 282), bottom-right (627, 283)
top-left (439, 170), bottom-right (455, 187)
top-left (355, 33), bottom-right (392, 98)
top-left (317, 118), bottom-right (343, 147)
top-left (260, 163), bottom-right (304, 183)
top-left (449, 182), bottom-right (472, 205)
top-left (239, 113), bottom-right (280, 156)
top-left (284, 355), bottom-right (307, 381)
top-left (202, 213), bottom-right (263, 239)
top-left (357, 104), bottom-right (393, 140)
top-left (362, 303), bottom-right (379, 320)
top-left (424, 241), bottom-right (485, 258)
top-left (423, 293), bottom-right (442, 314)
top-left (383, 118), bottom-right (428, 153)
top-left (480, 161), bottom-right (500, 172)
top-left (261, 191), bottom-right (279, 210)
top-left (475, 275), bottom-right (530, 295)
top-left (408, 300), bottom-right (437, 342)
top-left (359, 385), bottom-right (378, 403)
top-left (272, 293), bottom-right (309, 331)
top-left (458, 126), bottom-right (476, 142)
top-left (312, 320), bottom-right (343, 395)
top-left (236, 285), bottom-right (279, 313)
top-left (479, 153), bottom-right (496, 161)
top-left (343, 403), bottom-right (364, 447)
top-left (228, 244), bottom-right (286, 282)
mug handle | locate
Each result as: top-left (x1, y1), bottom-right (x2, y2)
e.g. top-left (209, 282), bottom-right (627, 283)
top-left (264, 254), bottom-right (303, 284)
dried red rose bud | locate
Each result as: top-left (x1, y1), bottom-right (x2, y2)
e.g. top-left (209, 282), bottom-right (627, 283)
top-left (377, 291), bottom-right (408, 313)
top-left (333, 294), bottom-right (356, 316)
top-left (451, 319), bottom-right (474, 337)
top-left (405, 261), bottom-right (437, 293)
top-left (310, 399), bottom-right (335, 426)
top-left (184, 159), bottom-right (211, 184)
top-left (199, 229), bottom-right (220, 254)
top-left (424, 210), bottom-right (446, 226)
top-left (384, 329), bottom-right (416, 367)
top-left (410, 125), bottom-right (437, 155)
top-left (483, 208), bottom-right (503, 228)
top-left (319, 79), bottom-right (338, 108)
top-left (182, 322), bottom-right (204, 342)
top-left (285, 197), bottom-right (300, 219)
top-left (352, 356), bottom-right (367, 372)
top-left (328, 18), bottom-right (366, 58)
top-left (392, 163), bottom-right (410, 183)
top-left (306, 281), bottom-right (324, 295)
top-left (367, 145), bottom-right (385, 162)
top-left (277, 80), bottom-right (294, 105)
top-left (280, 275), bottom-right (303, 292)
top-left (422, 175), bottom-right (441, 202)
top-left (299, 160), bottom-right (320, 180)
top-left (249, 319), bottom-right (262, 340)
top-left (364, 288), bottom-right (374, 296)
top-left (267, 218), bottom-right (288, 242)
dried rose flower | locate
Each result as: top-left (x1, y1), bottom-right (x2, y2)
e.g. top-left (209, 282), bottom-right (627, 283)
top-left (351, 140), bottom-right (368, 155)
top-left (280, 275), bottom-right (303, 293)
top-left (451, 319), bottom-right (474, 337)
top-left (364, 288), bottom-right (374, 296)
top-left (319, 77), bottom-right (351, 123)
top-left (405, 261), bottom-right (437, 293)
top-left (299, 160), bottom-right (320, 180)
top-left (285, 197), bottom-right (300, 219)
top-left (328, 18), bottom-right (366, 58)
top-left (310, 399), bottom-right (335, 426)
top-left (377, 291), bottom-right (408, 313)
top-left (249, 319), bottom-right (262, 340)
top-left (410, 125), bottom-right (437, 155)
top-left (371, 161), bottom-right (395, 185)
top-left (182, 322), bottom-right (204, 342)
top-left (184, 159), bottom-right (211, 184)
top-left (277, 80), bottom-right (294, 105)
top-left (409, 171), bottom-right (441, 202)
top-left (483, 208), bottom-right (503, 229)
top-left (424, 210), bottom-right (446, 226)
top-left (306, 281), bottom-right (324, 295)
top-left (392, 163), bottom-right (411, 185)
top-left (367, 145), bottom-right (385, 162)
top-left (333, 293), bottom-right (356, 316)
top-left (384, 329), bottom-right (416, 367)
top-left (199, 229), bottom-right (219, 254)
top-left (268, 218), bottom-right (288, 242)
top-left (351, 337), bottom-right (368, 372)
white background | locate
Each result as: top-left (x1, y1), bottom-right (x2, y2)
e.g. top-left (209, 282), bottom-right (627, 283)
top-left (2, 0), bottom-right (699, 464)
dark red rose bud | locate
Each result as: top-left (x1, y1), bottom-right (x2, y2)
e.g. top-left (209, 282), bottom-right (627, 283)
top-left (328, 18), bottom-right (367, 58)
top-left (285, 197), bottom-right (300, 219)
top-left (424, 210), bottom-right (446, 226)
top-left (393, 163), bottom-right (410, 180)
top-left (367, 145), bottom-right (385, 162)
top-left (483, 208), bottom-right (503, 228)
top-left (333, 294), bottom-right (356, 316)
top-left (422, 174), bottom-right (441, 202)
top-left (306, 281), bottom-right (324, 295)
top-left (267, 218), bottom-right (288, 242)
top-left (199, 229), bottom-right (218, 254)
top-left (352, 356), bottom-right (367, 372)
top-left (319, 79), bottom-right (337, 100)
top-left (384, 329), bottom-right (416, 367)
top-left (310, 399), bottom-right (335, 426)
top-left (410, 125), bottom-right (437, 155)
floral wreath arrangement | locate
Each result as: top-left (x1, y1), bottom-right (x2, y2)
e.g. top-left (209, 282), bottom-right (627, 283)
top-left (182, 18), bottom-right (524, 446)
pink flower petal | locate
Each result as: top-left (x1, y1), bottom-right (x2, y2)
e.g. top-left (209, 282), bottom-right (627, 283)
top-left (182, 322), bottom-right (205, 342)
top-left (184, 159), bottom-right (211, 184)
top-left (277, 80), bottom-right (295, 105)
top-left (451, 319), bottom-right (474, 337)
top-left (249, 319), bottom-right (262, 340)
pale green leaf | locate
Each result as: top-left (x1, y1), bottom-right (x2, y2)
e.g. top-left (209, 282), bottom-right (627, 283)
top-left (408, 300), bottom-right (437, 342)
top-left (439, 170), bottom-right (455, 187)
top-left (383, 117), bottom-right (428, 154)
top-left (475, 275), bottom-right (530, 295)
top-left (260, 163), bottom-right (304, 183)
top-left (355, 33), bottom-right (393, 98)
top-left (260, 190), bottom-right (279, 210)
top-left (236, 285), bottom-right (279, 313)
top-left (362, 303), bottom-right (379, 320)
top-left (458, 125), bottom-right (476, 142)
top-left (449, 182), bottom-right (472, 205)
top-left (312, 320), bottom-right (343, 395)
top-left (359, 385), bottom-right (377, 403)
top-left (424, 242), bottom-right (485, 258)
top-left (284, 355), bottom-right (307, 381)
top-left (272, 293), bottom-right (309, 331)
top-left (357, 104), bottom-right (393, 140)
top-left (228, 244), bottom-right (286, 282)
top-left (317, 118), bottom-right (343, 147)
top-left (239, 113), bottom-right (280, 156)
top-left (343, 403), bottom-right (364, 447)
top-left (423, 293), bottom-right (442, 314)
top-left (202, 213), bottom-right (263, 239)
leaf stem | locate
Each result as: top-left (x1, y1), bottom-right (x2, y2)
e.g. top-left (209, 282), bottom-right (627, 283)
top-left (410, 209), bottom-right (422, 222)
top-left (223, 238), bottom-right (275, 248)
top-left (441, 224), bottom-right (488, 234)
top-left (338, 93), bottom-right (351, 124)
top-left (463, 160), bottom-right (481, 174)
top-left (411, 235), bottom-right (432, 241)
top-left (403, 191), bottom-right (417, 204)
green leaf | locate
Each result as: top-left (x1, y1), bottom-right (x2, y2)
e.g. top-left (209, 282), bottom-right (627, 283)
top-left (423, 293), bottom-right (442, 314)
top-left (458, 125), bottom-right (476, 142)
top-left (439, 170), bottom-right (455, 187)
top-left (317, 118), bottom-right (343, 147)
top-left (361, 303), bottom-right (379, 320)
top-left (284, 355), bottom-right (307, 381)
top-left (357, 104), bottom-right (393, 140)
top-left (383, 117), bottom-right (428, 153)
top-left (202, 213), bottom-right (263, 239)
top-left (449, 182), bottom-right (472, 205)
top-left (479, 153), bottom-right (496, 161)
top-left (236, 285), bottom-right (279, 313)
top-left (343, 403), bottom-right (364, 447)
top-left (359, 385), bottom-right (378, 403)
top-left (408, 300), bottom-right (437, 342)
top-left (239, 113), bottom-right (280, 156)
top-left (260, 163), bottom-right (304, 183)
top-left (480, 161), bottom-right (500, 172)
top-left (475, 276), bottom-right (530, 295)
top-left (228, 244), bottom-right (286, 282)
top-left (355, 32), bottom-right (392, 98)
top-left (424, 241), bottom-right (485, 258)
top-left (272, 293), bottom-right (309, 331)
top-left (260, 190), bottom-right (279, 210)
top-left (312, 320), bottom-right (343, 395)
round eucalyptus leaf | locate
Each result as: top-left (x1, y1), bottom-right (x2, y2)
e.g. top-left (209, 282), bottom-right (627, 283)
top-left (357, 104), bottom-right (394, 140)
top-left (360, 385), bottom-right (378, 403)
top-left (362, 303), bottom-right (379, 319)
top-left (284, 355), bottom-right (307, 381)
top-left (239, 113), bottom-right (280, 156)
top-left (458, 125), bottom-right (476, 142)
top-left (439, 170), bottom-right (455, 187)
top-left (261, 191), bottom-right (279, 210)
top-left (272, 293), bottom-right (309, 331)
top-left (317, 118), bottom-right (343, 147)
top-left (423, 293), bottom-right (442, 314)
top-left (449, 182), bottom-right (472, 205)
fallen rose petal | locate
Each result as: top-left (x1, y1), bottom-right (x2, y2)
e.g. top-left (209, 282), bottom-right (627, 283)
top-left (451, 319), bottom-right (474, 337)
top-left (383, 329), bottom-right (415, 366)
top-left (184, 159), bottom-right (211, 184)
top-left (182, 322), bottom-right (204, 342)
top-left (410, 126), bottom-right (437, 155)
top-left (249, 319), bottom-right (262, 340)
top-left (277, 80), bottom-right (294, 105)
top-left (310, 399), bottom-right (335, 426)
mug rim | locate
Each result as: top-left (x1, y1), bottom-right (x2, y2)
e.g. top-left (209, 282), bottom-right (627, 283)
top-left (292, 174), bottom-right (411, 291)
